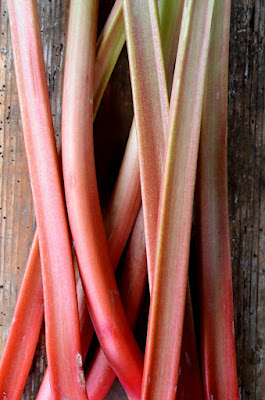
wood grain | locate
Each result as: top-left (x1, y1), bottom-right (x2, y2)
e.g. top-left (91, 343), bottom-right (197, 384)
top-left (0, 0), bottom-right (264, 399)
top-left (229, 1), bottom-right (265, 399)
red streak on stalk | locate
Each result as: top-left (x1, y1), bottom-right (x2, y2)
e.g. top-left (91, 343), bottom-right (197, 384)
top-left (196, 0), bottom-right (239, 398)
top-left (141, 1), bottom-right (215, 398)
top-left (62, 0), bottom-right (143, 398)
top-left (6, 1), bottom-right (87, 399)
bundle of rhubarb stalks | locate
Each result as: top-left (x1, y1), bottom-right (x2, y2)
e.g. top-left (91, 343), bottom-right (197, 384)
top-left (0, 0), bottom-right (240, 399)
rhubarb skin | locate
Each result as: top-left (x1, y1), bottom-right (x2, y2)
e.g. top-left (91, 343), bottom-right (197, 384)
top-left (6, 1), bottom-right (87, 399)
top-left (62, 0), bottom-right (143, 398)
top-left (86, 207), bottom-right (147, 400)
top-left (141, 1), bottom-right (215, 398)
top-left (195, 0), bottom-right (239, 398)
top-left (0, 234), bottom-right (43, 400)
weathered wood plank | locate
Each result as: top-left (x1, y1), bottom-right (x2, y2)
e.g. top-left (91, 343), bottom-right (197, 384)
top-left (229, 1), bottom-right (265, 399)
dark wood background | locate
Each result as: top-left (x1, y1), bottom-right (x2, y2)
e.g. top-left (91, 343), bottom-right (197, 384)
top-left (0, 0), bottom-right (263, 398)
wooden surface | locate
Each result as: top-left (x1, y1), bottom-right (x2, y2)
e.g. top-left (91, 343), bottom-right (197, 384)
top-left (0, 0), bottom-right (264, 399)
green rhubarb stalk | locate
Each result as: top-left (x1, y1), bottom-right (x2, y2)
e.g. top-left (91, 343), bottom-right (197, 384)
top-left (6, 1), bottom-right (87, 398)
top-left (123, 0), bottom-right (168, 287)
top-left (141, 1), bottom-right (215, 398)
top-left (195, 0), bottom-right (239, 397)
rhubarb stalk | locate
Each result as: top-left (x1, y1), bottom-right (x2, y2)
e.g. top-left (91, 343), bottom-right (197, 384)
top-left (6, 1), bottom-right (87, 399)
top-left (123, 0), bottom-right (168, 286)
top-left (62, 0), bottom-right (143, 398)
top-left (141, 1), bottom-right (215, 398)
top-left (0, 234), bottom-right (43, 400)
top-left (86, 207), bottom-right (147, 400)
top-left (195, 0), bottom-right (239, 397)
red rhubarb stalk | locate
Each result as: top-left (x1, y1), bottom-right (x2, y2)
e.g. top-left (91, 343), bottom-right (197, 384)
top-left (6, 1), bottom-right (87, 399)
top-left (62, 0), bottom-right (143, 398)
top-left (141, 1), bottom-right (215, 398)
top-left (195, 0), bottom-right (239, 397)
top-left (0, 234), bottom-right (43, 400)
top-left (86, 207), bottom-right (147, 400)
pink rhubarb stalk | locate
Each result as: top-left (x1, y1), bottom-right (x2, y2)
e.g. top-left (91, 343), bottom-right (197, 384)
top-left (195, 0), bottom-right (239, 397)
top-left (62, 0), bottom-right (143, 398)
top-left (6, 1), bottom-right (87, 399)
top-left (141, 1), bottom-right (215, 398)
